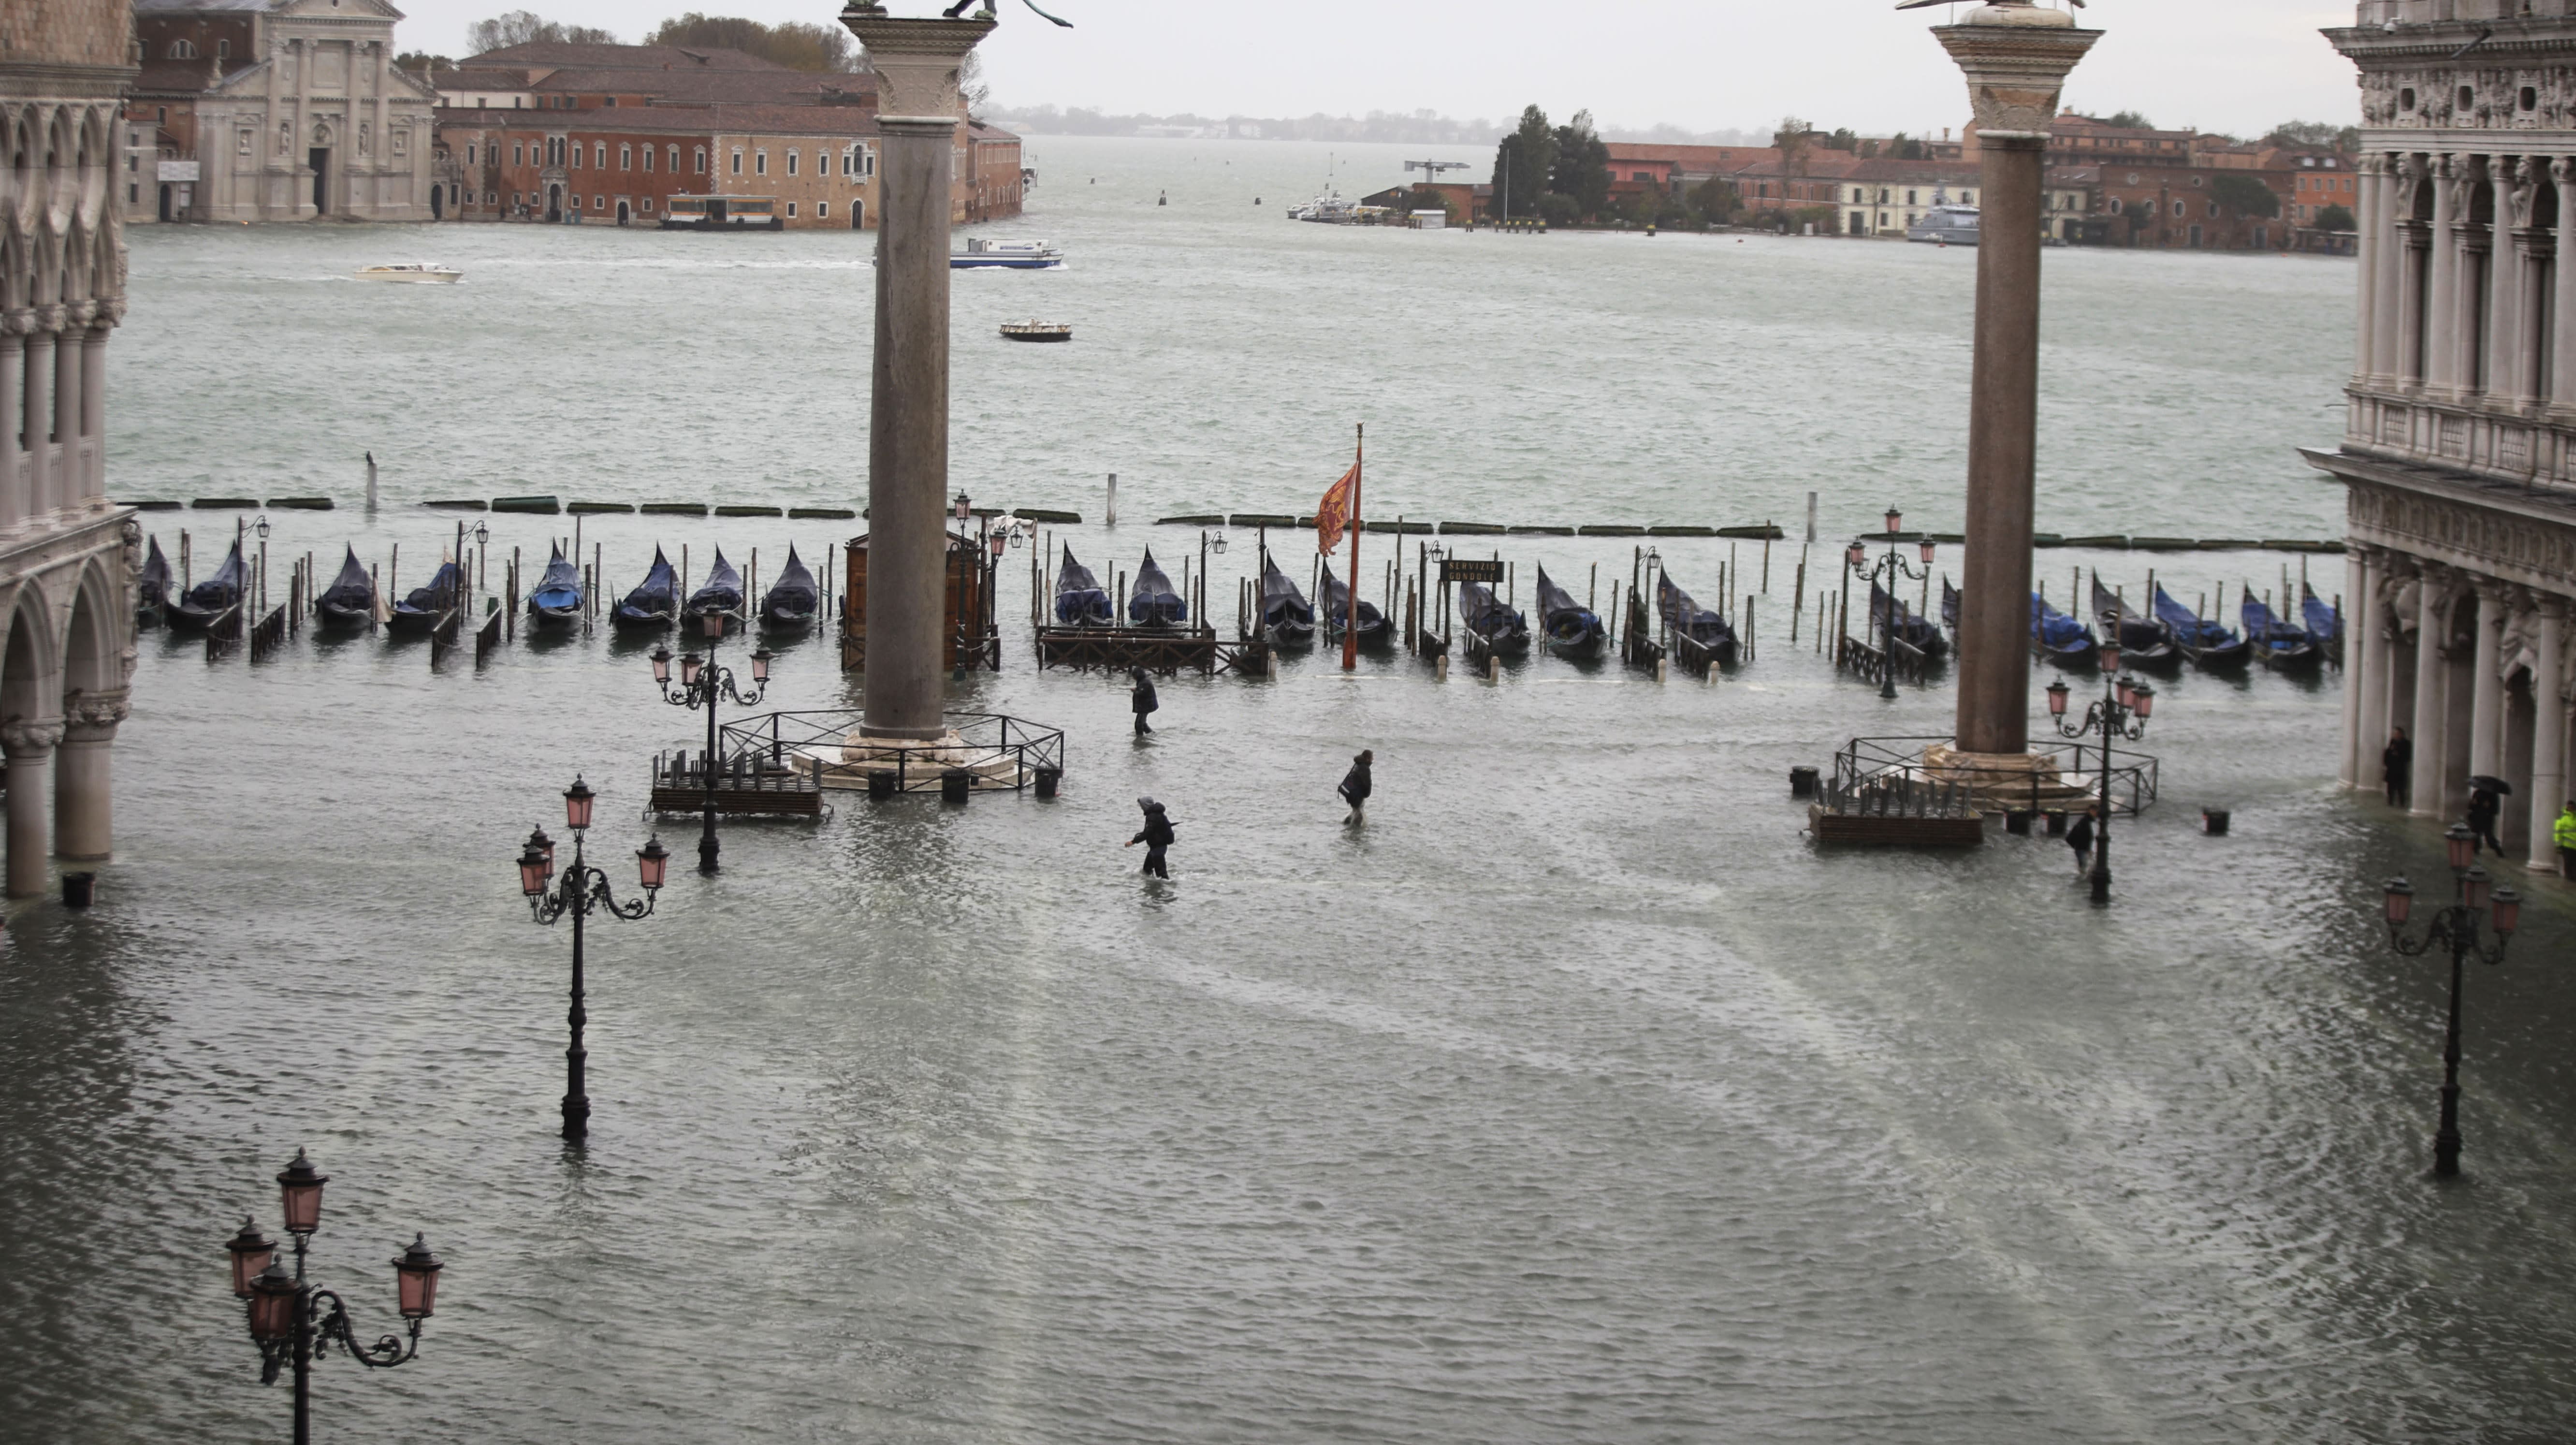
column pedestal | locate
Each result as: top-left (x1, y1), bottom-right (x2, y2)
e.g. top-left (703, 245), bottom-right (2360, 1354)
top-left (3, 720), bottom-right (61, 899)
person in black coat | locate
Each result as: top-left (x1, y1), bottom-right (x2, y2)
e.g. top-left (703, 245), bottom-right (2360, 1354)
top-left (2066, 804), bottom-right (2098, 879)
top-left (2466, 784), bottom-right (2504, 856)
top-left (2383, 727), bottom-right (2413, 808)
top-left (1129, 668), bottom-right (1158, 736)
top-left (1123, 797), bottom-right (1175, 877)
top-left (1339, 749), bottom-right (1373, 826)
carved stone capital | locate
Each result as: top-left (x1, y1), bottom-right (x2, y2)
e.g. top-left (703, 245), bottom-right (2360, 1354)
top-left (1932, 9), bottom-right (2101, 141)
top-left (1, 717), bottom-right (64, 757)
top-left (841, 11), bottom-right (993, 122)
top-left (2536, 592), bottom-right (2572, 622)
top-left (63, 300), bottom-right (96, 329)
top-left (0, 309), bottom-right (33, 338)
top-left (2473, 573), bottom-right (2515, 604)
top-left (61, 689), bottom-right (128, 741)
top-left (90, 297), bottom-right (124, 328)
top-left (29, 305), bottom-right (63, 336)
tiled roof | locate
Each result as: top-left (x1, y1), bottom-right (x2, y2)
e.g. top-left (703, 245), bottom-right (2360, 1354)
top-left (511, 66), bottom-right (877, 107)
top-left (463, 43), bottom-right (789, 72)
top-left (134, 0), bottom-right (279, 11)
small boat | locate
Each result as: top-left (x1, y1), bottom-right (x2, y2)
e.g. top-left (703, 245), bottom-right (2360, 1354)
top-left (1869, 582), bottom-right (1950, 659)
top-left (388, 560), bottom-right (461, 634)
top-left (2301, 581), bottom-right (2343, 666)
top-left (1940, 578), bottom-right (1962, 640)
top-left (526, 543), bottom-right (584, 626)
top-left (2242, 589), bottom-right (2322, 671)
top-left (2151, 585), bottom-right (2251, 669)
top-left (356, 263), bottom-right (462, 284)
top-left (1906, 190), bottom-right (1980, 247)
top-left (1459, 581), bottom-right (1528, 650)
top-left (2031, 591), bottom-right (2098, 669)
top-left (315, 545), bottom-right (378, 628)
top-left (1318, 560), bottom-right (1387, 642)
top-left (1129, 549), bottom-right (1188, 627)
top-left (953, 237), bottom-right (1063, 269)
top-left (615, 547), bottom-right (681, 630)
top-left (169, 540), bottom-right (246, 632)
top-left (1001, 321), bottom-right (1073, 343)
top-left (1054, 547), bottom-right (1114, 627)
top-left (686, 548), bottom-right (745, 630)
top-left (2088, 576), bottom-right (2180, 670)
top-left (1533, 565), bottom-right (1605, 653)
top-left (759, 545), bottom-right (820, 630)
top-left (138, 537), bottom-right (172, 628)
top-left (1257, 552), bottom-right (1315, 644)
top-left (1657, 570), bottom-right (1737, 666)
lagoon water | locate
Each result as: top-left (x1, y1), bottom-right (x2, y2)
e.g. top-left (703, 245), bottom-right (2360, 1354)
top-left (2, 138), bottom-right (2572, 1444)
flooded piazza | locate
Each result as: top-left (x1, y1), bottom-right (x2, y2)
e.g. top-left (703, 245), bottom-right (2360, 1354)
top-left (1, 138), bottom-right (2572, 1443)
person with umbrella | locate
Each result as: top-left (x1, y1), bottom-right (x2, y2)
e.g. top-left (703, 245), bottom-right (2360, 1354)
top-left (2466, 774), bottom-right (2510, 857)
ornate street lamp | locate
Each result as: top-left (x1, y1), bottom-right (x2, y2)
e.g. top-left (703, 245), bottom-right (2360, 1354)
top-left (649, 594), bottom-right (774, 874)
top-left (225, 1151), bottom-right (442, 1445)
top-left (520, 776), bottom-right (669, 1139)
top-left (1850, 506), bottom-right (1934, 700)
top-left (2381, 825), bottom-right (2521, 1178)
top-left (253, 513), bottom-right (273, 541)
top-left (2044, 665), bottom-right (2155, 904)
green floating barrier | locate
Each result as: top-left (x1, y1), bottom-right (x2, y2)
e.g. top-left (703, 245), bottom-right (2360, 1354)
top-left (2131, 536), bottom-right (2197, 551)
top-left (424, 499), bottom-right (488, 511)
top-left (1014, 508), bottom-right (1081, 524)
top-left (2193, 538), bottom-right (2256, 551)
top-left (1367, 520), bottom-right (1433, 534)
top-left (2060, 535), bottom-right (2128, 549)
top-left (2031, 533), bottom-right (2066, 547)
top-left (192, 497), bottom-right (261, 510)
top-left (1295, 515), bottom-right (1320, 528)
top-left (268, 496), bottom-right (335, 511)
top-left (641, 502), bottom-right (709, 516)
top-left (1157, 514), bottom-right (1225, 526)
top-left (1929, 532), bottom-right (1965, 544)
top-left (715, 505), bottom-right (783, 518)
top-left (789, 507), bottom-right (858, 520)
top-left (117, 499), bottom-right (182, 511)
top-left (2261, 539), bottom-right (2343, 553)
top-left (1579, 525), bottom-right (1647, 537)
top-left (493, 495), bottom-right (561, 515)
top-left (1228, 513), bottom-right (1295, 528)
top-left (568, 501), bottom-right (633, 515)
top-left (1440, 522), bottom-right (1504, 535)
top-left (1716, 524), bottom-right (1787, 540)
top-left (1509, 525), bottom-right (1574, 536)
top-left (1647, 525), bottom-right (1716, 537)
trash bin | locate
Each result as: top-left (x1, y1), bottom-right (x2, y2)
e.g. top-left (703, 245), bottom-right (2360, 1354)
top-left (1035, 767), bottom-right (1062, 800)
top-left (941, 769), bottom-right (972, 804)
top-left (867, 771), bottom-right (897, 800)
top-left (62, 872), bottom-right (95, 909)
top-left (1790, 766), bottom-right (1820, 800)
top-left (2044, 811), bottom-right (2068, 837)
top-left (2004, 810), bottom-right (2032, 836)
top-left (2202, 809), bottom-right (2231, 836)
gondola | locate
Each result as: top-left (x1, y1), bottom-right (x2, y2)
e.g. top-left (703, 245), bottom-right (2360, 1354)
top-left (686, 548), bottom-right (744, 631)
top-left (2030, 591), bottom-right (2098, 669)
top-left (315, 544), bottom-right (378, 628)
top-left (526, 543), bottom-right (584, 626)
top-left (2149, 585), bottom-right (2248, 669)
top-left (1318, 560), bottom-right (1387, 642)
top-left (138, 537), bottom-right (172, 628)
top-left (1256, 551), bottom-right (1314, 644)
top-left (759, 545), bottom-right (819, 630)
top-left (1868, 582), bottom-right (1950, 658)
top-left (614, 547), bottom-right (681, 629)
top-left (2301, 581), bottom-right (2343, 666)
top-left (168, 540), bottom-right (246, 633)
top-left (388, 560), bottom-right (461, 634)
top-left (2242, 588), bottom-right (2322, 671)
top-left (1458, 581), bottom-right (1528, 650)
top-left (1656, 570), bottom-right (1737, 666)
top-left (1054, 546), bottom-right (1114, 627)
top-left (1533, 565), bottom-right (1605, 653)
top-left (1128, 548), bottom-right (1188, 627)
top-left (2088, 576), bottom-right (2179, 670)
top-left (1940, 578), bottom-right (1961, 641)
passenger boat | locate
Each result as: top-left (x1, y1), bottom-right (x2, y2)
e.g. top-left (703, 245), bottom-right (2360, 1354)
top-left (686, 549), bottom-right (745, 631)
top-left (660, 195), bottom-right (783, 231)
top-left (2030, 590), bottom-right (2098, 669)
top-left (168, 540), bottom-right (245, 633)
top-left (388, 560), bottom-right (461, 634)
top-left (1128, 549), bottom-right (1188, 627)
top-left (2088, 576), bottom-right (2180, 670)
top-left (1657, 570), bottom-right (1737, 666)
top-left (2151, 585), bottom-right (2250, 669)
top-left (760, 545), bottom-right (820, 630)
top-left (138, 537), bottom-right (172, 628)
top-left (1533, 565), bottom-right (1605, 654)
top-left (614, 547), bottom-right (681, 629)
top-left (315, 545), bottom-right (378, 628)
top-left (1054, 547), bottom-right (1114, 627)
top-left (1257, 551), bottom-right (1315, 644)
top-left (526, 543), bottom-right (584, 626)
top-left (2301, 581), bottom-right (2343, 666)
top-left (1869, 582), bottom-right (1950, 659)
top-left (356, 263), bottom-right (462, 284)
top-left (1001, 321), bottom-right (1073, 343)
top-left (1317, 560), bottom-right (1387, 642)
top-left (2241, 590), bottom-right (2322, 671)
top-left (1906, 200), bottom-right (1980, 246)
top-left (953, 237), bottom-right (1063, 269)
top-left (1459, 581), bottom-right (1528, 651)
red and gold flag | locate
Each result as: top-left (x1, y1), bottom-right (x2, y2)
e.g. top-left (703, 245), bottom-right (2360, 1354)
top-left (1314, 460), bottom-right (1360, 557)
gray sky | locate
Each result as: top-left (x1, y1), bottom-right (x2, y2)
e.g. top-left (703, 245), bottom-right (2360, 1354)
top-left (391, 0), bottom-right (2361, 138)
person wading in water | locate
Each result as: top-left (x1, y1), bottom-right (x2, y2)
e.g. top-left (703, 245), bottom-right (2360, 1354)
top-left (1339, 749), bottom-right (1373, 826)
top-left (2066, 803), bottom-right (2098, 880)
top-left (1129, 668), bottom-right (1158, 736)
top-left (2383, 726), bottom-right (2412, 808)
top-left (1124, 797), bottom-right (1175, 878)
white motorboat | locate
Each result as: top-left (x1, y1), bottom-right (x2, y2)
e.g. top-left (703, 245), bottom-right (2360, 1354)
top-left (356, 263), bottom-right (463, 284)
top-left (1905, 201), bottom-right (1980, 247)
top-left (953, 238), bottom-right (1063, 270)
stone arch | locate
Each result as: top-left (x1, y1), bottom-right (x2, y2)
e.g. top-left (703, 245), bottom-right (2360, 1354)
top-left (0, 584), bottom-right (57, 726)
top-left (61, 559), bottom-right (122, 698)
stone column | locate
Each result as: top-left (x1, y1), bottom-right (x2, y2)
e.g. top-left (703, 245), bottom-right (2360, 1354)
top-left (2413, 564), bottom-right (2452, 817)
top-left (2556, 159), bottom-right (2576, 411)
top-left (2, 718), bottom-right (60, 898)
top-left (78, 309), bottom-right (108, 508)
top-left (2341, 545), bottom-right (2374, 787)
top-left (374, 40), bottom-right (392, 216)
top-left (2428, 155), bottom-right (2461, 394)
top-left (2358, 548), bottom-right (2398, 795)
top-left (842, 7), bottom-right (994, 742)
top-left (0, 315), bottom-right (23, 532)
top-left (1932, 2), bottom-right (2098, 759)
top-left (2382, 156), bottom-right (2417, 382)
top-left (55, 301), bottom-right (87, 514)
top-left (55, 689), bottom-right (126, 862)
top-left (2486, 160), bottom-right (2523, 399)
top-left (2469, 577), bottom-right (2509, 780)
top-left (292, 38), bottom-right (311, 219)
top-left (22, 311), bottom-right (56, 518)
top-left (2356, 156), bottom-right (2383, 387)
top-left (2530, 596), bottom-right (2568, 871)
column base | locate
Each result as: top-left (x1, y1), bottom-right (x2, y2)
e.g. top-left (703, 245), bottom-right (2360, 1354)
top-left (1919, 744), bottom-right (2089, 813)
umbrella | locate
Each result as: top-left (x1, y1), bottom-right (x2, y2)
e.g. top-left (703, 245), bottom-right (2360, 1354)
top-left (2469, 774), bottom-right (2514, 795)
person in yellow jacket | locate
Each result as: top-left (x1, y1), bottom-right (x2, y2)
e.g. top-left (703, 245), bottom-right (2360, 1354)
top-left (2557, 800), bottom-right (2576, 878)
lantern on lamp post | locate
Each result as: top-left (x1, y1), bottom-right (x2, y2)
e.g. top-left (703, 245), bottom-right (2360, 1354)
top-left (1850, 506), bottom-right (1935, 701)
top-left (649, 588), bottom-right (775, 876)
top-left (2380, 825), bottom-right (2522, 1178)
top-left (2044, 659), bottom-right (2155, 905)
top-left (520, 774), bottom-right (670, 1139)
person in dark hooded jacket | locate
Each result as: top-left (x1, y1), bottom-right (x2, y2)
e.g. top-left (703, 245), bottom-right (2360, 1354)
top-left (1130, 668), bottom-right (1158, 736)
top-left (1124, 796), bottom-right (1175, 877)
top-left (1339, 749), bottom-right (1373, 826)
top-left (2065, 804), bottom-right (2097, 879)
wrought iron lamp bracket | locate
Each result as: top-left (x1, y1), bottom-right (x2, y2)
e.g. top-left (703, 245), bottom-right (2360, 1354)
top-left (529, 862), bottom-right (657, 926)
top-left (312, 1289), bottom-right (422, 1371)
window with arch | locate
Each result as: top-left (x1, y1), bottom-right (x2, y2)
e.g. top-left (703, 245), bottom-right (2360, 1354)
top-left (754, 149), bottom-right (767, 176)
top-left (594, 143), bottom-right (605, 168)
top-left (787, 149), bottom-right (799, 175)
top-left (668, 145), bottom-right (679, 171)
top-left (217, 39), bottom-right (229, 58)
top-left (169, 40), bottom-right (197, 60)
top-left (620, 145), bottom-right (631, 170)
top-left (642, 145), bottom-right (654, 172)
top-left (695, 147), bottom-right (708, 173)
top-left (730, 149), bottom-right (742, 175)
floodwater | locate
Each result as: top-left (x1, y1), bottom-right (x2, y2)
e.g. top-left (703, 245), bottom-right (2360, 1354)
top-left (0, 138), bottom-right (2569, 1444)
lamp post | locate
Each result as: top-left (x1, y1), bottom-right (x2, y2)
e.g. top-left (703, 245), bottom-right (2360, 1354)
top-left (2381, 827), bottom-right (2522, 1178)
top-left (2045, 657), bottom-right (2154, 905)
top-left (1847, 507), bottom-right (1939, 700)
top-left (650, 615), bottom-right (772, 876)
top-left (226, 1151), bottom-right (444, 1445)
top-left (519, 775), bottom-right (670, 1139)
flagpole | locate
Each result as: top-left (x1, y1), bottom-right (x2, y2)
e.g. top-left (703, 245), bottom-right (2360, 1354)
top-left (1344, 423), bottom-right (1363, 671)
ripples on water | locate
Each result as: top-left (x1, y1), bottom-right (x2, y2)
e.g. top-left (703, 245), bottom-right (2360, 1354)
top-left (0, 139), bottom-right (2568, 1443)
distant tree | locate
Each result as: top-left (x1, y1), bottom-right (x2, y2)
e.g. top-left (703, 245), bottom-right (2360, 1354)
top-left (1896, 135), bottom-right (1927, 161)
top-left (394, 51), bottom-right (454, 78)
top-left (2100, 109), bottom-right (2154, 130)
top-left (644, 14), bottom-right (861, 72)
top-left (1821, 127), bottom-right (1858, 153)
top-left (2315, 203), bottom-right (2358, 232)
top-left (2266, 119), bottom-right (2359, 153)
top-left (1551, 110), bottom-right (1612, 220)
top-left (1537, 191), bottom-right (1579, 228)
top-left (1491, 105), bottom-right (1557, 219)
top-left (1687, 176), bottom-right (1737, 224)
top-left (467, 12), bottom-right (617, 52)
top-left (2212, 172), bottom-right (2280, 219)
